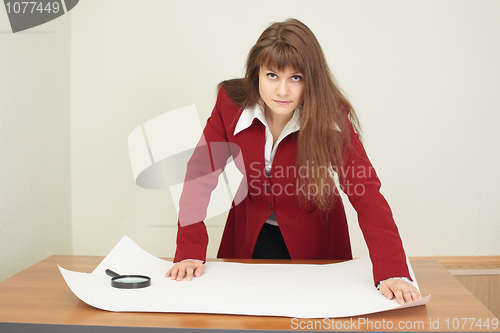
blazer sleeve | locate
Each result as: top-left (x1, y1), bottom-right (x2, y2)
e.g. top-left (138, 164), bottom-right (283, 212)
top-left (173, 87), bottom-right (232, 263)
top-left (342, 121), bottom-right (412, 286)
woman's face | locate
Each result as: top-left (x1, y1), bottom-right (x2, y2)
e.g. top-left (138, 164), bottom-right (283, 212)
top-left (258, 66), bottom-right (305, 120)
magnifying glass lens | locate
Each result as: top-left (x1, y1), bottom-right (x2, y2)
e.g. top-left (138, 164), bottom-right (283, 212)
top-left (106, 269), bottom-right (151, 288)
top-left (115, 277), bottom-right (149, 283)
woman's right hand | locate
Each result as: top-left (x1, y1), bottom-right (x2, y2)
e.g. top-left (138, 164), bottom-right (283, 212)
top-left (165, 260), bottom-right (205, 281)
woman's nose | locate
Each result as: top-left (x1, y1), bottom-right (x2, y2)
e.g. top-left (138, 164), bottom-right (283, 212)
top-left (276, 80), bottom-right (289, 96)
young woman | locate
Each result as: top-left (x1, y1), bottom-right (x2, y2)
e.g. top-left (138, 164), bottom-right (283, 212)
top-left (166, 18), bottom-right (422, 305)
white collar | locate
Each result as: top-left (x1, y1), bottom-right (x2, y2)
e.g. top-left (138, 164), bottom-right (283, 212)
top-left (234, 102), bottom-right (301, 136)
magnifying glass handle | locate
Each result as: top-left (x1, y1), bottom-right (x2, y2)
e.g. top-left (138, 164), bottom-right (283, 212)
top-left (105, 269), bottom-right (120, 278)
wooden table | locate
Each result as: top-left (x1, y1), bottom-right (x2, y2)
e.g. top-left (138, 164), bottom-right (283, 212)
top-left (0, 256), bottom-right (498, 332)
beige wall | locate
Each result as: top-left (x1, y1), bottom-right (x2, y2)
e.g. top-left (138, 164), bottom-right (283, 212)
top-left (69, 0), bottom-right (500, 259)
top-left (1, 1), bottom-right (499, 281)
top-left (0, 10), bottom-right (72, 280)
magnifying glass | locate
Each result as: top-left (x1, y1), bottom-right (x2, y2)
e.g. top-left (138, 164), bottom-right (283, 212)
top-left (105, 269), bottom-right (151, 289)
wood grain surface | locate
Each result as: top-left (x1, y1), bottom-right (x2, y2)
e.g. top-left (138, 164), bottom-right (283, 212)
top-left (0, 256), bottom-right (498, 331)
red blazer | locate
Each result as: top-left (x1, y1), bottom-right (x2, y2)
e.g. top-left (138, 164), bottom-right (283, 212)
top-left (174, 87), bottom-right (412, 286)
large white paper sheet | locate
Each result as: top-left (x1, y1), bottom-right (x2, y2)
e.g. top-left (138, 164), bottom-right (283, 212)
top-left (59, 236), bottom-right (430, 318)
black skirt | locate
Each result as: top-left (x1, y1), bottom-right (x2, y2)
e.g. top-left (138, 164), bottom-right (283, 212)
top-left (251, 223), bottom-right (291, 259)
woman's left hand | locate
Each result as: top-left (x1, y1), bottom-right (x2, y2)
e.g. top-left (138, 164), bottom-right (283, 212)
top-left (379, 279), bottom-right (422, 305)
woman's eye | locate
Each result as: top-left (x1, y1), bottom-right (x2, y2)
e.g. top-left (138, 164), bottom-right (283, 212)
top-left (267, 73), bottom-right (277, 79)
top-left (291, 75), bottom-right (302, 81)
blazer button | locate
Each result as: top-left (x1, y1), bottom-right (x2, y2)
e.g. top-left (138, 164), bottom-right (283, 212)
top-left (268, 202), bottom-right (273, 210)
top-left (265, 186), bottom-right (272, 194)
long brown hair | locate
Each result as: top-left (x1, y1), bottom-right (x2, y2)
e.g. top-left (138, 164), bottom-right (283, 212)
top-left (220, 18), bottom-right (361, 211)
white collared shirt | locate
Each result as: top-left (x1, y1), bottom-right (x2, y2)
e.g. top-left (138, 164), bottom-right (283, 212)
top-left (234, 102), bottom-right (301, 227)
top-left (234, 102), bottom-right (301, 176)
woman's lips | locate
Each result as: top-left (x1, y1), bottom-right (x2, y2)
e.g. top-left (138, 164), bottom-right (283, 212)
top-left (274, 100), bottom-right (292, 106)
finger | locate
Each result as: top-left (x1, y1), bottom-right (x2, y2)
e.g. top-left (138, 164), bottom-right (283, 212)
top-left (194, 263), bottom-right (205, 277)
top-left (402, 289), bottom-right (413, 304)
top-left (176, 267), bottom-right (186, 281)
top-left (411, 289), bottom-right (422, 301)
top-left (165, 267), bottom-right (175, 278)
top-left (168, 266), bottom-right (179, 280)
top-left (185, 267), bottom-right (194, 281)
top-left (393, 288), bottom-right (405, 305)
top-left (379, 283), bottom-right (393, 300)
